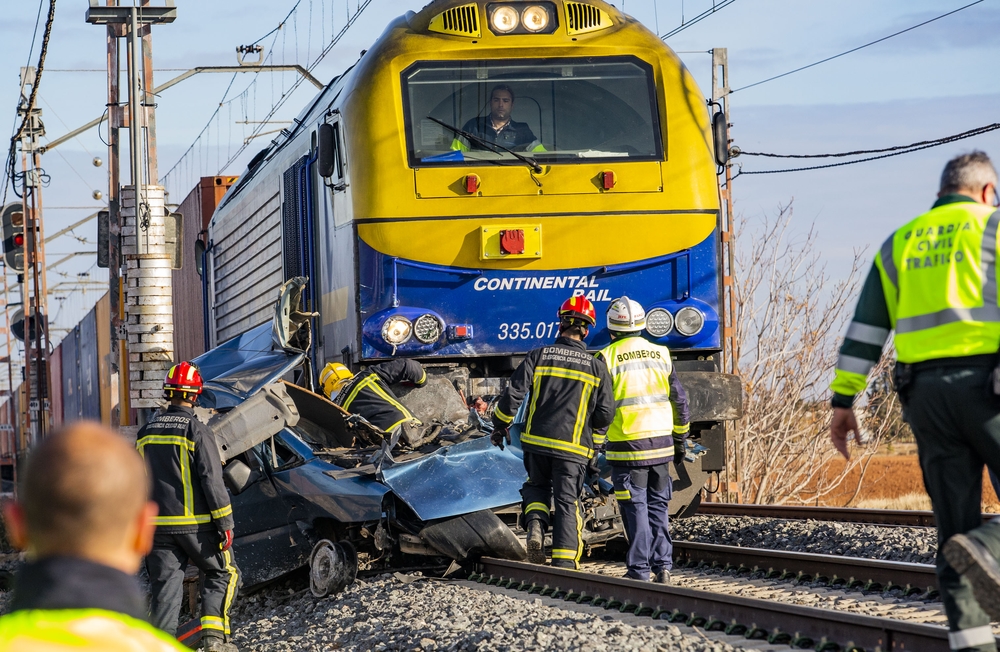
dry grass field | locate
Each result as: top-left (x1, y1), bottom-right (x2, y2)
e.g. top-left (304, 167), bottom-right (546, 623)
top-left (817, 447), bottom-right (1000, 512)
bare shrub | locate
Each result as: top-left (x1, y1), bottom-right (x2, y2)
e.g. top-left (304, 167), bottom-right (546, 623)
top-left (727, 201), bottom-right (899, 505)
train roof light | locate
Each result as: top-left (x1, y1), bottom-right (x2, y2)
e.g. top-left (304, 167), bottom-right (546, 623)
top-left (487, 2), bottom-right (557, 35)
top-left (490, 5), bottom-right (519, 33)
top-left (522, 5), bottom-right (549, 32)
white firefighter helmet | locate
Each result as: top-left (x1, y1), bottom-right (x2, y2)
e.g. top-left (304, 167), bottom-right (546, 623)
top-left (606, 296), bottom-right (646, 332)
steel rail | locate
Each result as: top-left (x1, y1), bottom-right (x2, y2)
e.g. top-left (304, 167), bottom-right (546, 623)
top-left (475, 557), bottom-right (969, 651)
top-left (673, 541), bottom-right (937, 594)
top-left (699, 502), bottom-right (1000, 527)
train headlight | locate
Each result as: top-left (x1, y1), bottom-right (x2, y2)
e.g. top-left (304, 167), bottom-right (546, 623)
top-left (490, 6), bottom-right (519, 33)
top-left (521, 5), bottom-right (549, 32)
top-left (413, 314), bottom-right (444, 344)
top-left (382, 316), bottom-right (413, 345)
top-left (674, 307), bottom-right (705, 337)
top-left (645, 308), bottom-right (674, 337)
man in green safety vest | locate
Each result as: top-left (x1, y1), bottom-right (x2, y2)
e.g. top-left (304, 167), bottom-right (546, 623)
top-left (597, 296), bottom-right (690, 584)
top-left (830, 151), bottom-right (1000, 652)
top-left (0, 422), bottom-right (188, 651)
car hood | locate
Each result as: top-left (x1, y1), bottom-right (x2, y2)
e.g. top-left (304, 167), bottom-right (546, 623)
top-left (380, 434), bottom-right (525, 521)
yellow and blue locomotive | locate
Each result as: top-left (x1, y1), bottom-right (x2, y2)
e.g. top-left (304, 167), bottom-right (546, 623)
top-left (207, 0), bottom-right (741, 515)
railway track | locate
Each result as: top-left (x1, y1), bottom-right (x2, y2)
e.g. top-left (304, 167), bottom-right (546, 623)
top-left (673, 541), bottom-right (938, 595)
top-left (699, 502), bottom-right (1000, 527)
top-left (473, 557), bottom-right (972, 651)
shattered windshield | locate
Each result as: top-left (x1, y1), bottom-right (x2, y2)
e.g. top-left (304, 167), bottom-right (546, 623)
top-left (403, 57), bottom-right (662, 166)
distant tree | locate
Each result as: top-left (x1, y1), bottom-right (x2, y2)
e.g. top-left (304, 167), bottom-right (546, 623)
top-left (726, 201), bottom-right (897, 505)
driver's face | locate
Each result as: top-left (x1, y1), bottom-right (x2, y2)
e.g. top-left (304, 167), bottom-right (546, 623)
top-left (490, 90), bottom-right (513, 122)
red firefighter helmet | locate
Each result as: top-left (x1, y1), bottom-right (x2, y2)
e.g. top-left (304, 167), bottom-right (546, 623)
top-left (557, 296), bottom-right (597, 327)
top-left (164, 361), bottom-right (204, 399)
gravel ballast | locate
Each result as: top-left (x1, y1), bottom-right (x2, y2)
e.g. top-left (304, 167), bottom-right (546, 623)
top-left (672, 515), bottom-right (938, 565)
top-left (231, 573), bottom-right (756, 652)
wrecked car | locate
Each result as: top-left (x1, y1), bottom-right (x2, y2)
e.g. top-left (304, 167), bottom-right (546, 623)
top-left (189, 279), bottom-right (628, 595)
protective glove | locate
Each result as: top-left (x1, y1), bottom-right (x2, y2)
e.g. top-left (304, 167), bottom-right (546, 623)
top-left (675, 439), bottom-right (708, 464)
top-left (490, 415), bottom-right (511, 450)
top-left (585, 454), bottom-right (602, 494)
top-left (219, 529), bottom-right (234, 552)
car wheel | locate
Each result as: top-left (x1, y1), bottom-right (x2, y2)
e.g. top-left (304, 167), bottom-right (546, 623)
top-left (309, 539), bottom-right (358, 597)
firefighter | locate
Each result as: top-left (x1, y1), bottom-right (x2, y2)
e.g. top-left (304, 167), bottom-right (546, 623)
top-left (597, 297), bottom-right (690, 583)
top-left (829, 151), bottom-right (1000, 652)
top-left (491, 296), bottom-right (615, 568)
top-left (320, 359), bottom-right (427, 446)
top-left (140, 361), bottom-right (240, 652)
top-left (0, 422), bottom-right (188, 651)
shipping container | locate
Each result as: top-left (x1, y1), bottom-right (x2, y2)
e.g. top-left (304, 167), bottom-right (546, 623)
top-left (62, 325), bottom-right (81, 422)
top-left (173, 176), bottom-right (238, 363)
top-left (96, 293), bottom-right (112, 424)
top-left (49, 340), bottom-right (63, 428)
top-left (79, 306), bottom-right (100, 421)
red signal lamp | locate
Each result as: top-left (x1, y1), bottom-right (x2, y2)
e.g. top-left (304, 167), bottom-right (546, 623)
top-left (601, 170), bottom-right (617, 190)
top-left (12, 234), bottom-right (24, 247)
top-left (465, 174), bottom-right (481, 194)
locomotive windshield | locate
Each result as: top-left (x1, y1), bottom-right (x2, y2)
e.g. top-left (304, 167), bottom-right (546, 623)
top-left (402, 56), bottom-right (662, 166)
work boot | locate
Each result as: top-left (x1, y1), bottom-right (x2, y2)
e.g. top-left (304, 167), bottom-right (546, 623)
top-left (944, 533), bottom-right (1000, 620)
top-left (551, 559), bottom-right (576, 570)
top-left (526, 520), bottom-right (545, 565)
top-left (653, 569), bottom-right (671, 585)
top-left (202, 634), bottom-right (240, 652)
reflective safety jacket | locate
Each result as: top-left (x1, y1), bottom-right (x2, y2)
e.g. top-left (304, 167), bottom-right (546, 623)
top-left (831, 195), bottom-right (1000, 406)
top-left (0, 556), bottom-right (188, 652)
top-left (136, 405), bottom-right (234, 534)
top-left (494, 336), bottom-right (615, 464)
top-left (333, 359), bottom-right (427, 433)
top-left (597, 333), bottom-right (690, 467)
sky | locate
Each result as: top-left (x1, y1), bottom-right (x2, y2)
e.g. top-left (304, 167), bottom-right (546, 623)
top-left (1, 0), bottom-right (999, 376)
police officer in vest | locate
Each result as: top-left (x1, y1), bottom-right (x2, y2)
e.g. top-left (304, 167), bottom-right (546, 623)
top-left (597, 297), bottom-right (690, 583)
top-left (0, 422), bottom-right (188, 651)
top-left (140, 362), bottom-right (240, 652)
top-left (831, 152), bottom-right (1000, 652)
top-left (492, 296), bottom-right (615, 568)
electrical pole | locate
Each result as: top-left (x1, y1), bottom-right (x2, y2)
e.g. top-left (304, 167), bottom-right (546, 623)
top-left (17, 66), bottom-right (53, 444)
top-left (712, 47), bottom-right (740, 504)
top-left (87, 1), bottom-right (176, 429)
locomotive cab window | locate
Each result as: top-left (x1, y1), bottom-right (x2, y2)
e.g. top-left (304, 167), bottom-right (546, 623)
top-left (402, 57), bottom-right (662, 166)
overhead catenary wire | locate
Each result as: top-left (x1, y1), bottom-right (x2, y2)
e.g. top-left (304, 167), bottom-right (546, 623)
top-left (732, 122), bottom-right (1000, 177)
top-left (660, 0), bottom-right (736, 40)
top-left (4, 0), bottom-right (57, 205)
top-left (730, 0), bottom-right (985, 95)
top-left (741, 122), bottom-right (1000, 160)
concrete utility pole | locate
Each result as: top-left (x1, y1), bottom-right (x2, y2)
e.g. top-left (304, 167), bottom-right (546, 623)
top-left (17, 66), bottom-right (53, 444)
top-left (87, 1), bottom-right (176, 426)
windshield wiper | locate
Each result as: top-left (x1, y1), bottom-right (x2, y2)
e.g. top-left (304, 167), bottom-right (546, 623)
top-left (427, 116), bottom-right (542, 174)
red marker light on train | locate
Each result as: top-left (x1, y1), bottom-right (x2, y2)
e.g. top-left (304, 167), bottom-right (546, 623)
top-left (602, 170), bottom-right (616, 190)
top-left (465, 174), bottom-right (481, 194)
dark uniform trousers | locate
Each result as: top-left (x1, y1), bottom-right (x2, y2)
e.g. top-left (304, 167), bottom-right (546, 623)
top-left (901, 364), bottom-right (1000, 652)
top-left (521, 450), bottom-right (586, 568)
top-left (612, 463), bottom-right (673, 580)
top-left (147, 530), bottom-right (240, 638)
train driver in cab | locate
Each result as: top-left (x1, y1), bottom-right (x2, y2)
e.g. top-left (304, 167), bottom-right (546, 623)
top-left (450, 84), bottom-right (544, 153)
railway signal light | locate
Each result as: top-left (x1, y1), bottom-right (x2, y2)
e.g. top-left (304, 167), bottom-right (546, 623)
top-left (10, 308), bottom-right (45, 343)
top-left (1, 202), bottom-right (25, 272)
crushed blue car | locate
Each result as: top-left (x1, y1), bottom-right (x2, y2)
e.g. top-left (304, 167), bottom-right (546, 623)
top-left (189, 280), bottom-right (625, 595)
